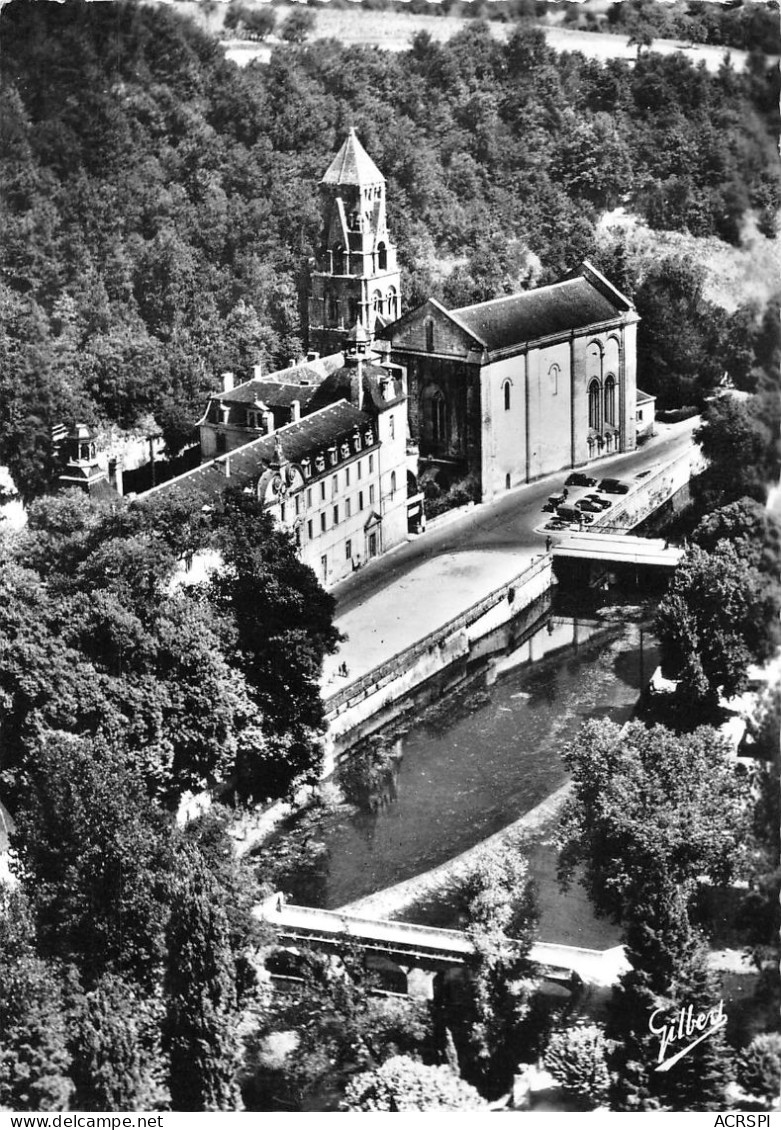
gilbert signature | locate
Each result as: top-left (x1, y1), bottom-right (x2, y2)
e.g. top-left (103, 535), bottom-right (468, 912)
top-left (649, 1000), bottom-right (727, 1072)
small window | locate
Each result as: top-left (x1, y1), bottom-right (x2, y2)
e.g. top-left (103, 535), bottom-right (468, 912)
top-left (307, 488), bottom-right (312, 508)
top-left (359, 490), bottom-right (364, 510)
top-left (425, 318), bottom-right (434, 353)
top-left (333, 505), bottom-right (339, 526)
top-left (505, 473), bottom-right (511, 490)
top-left (369, 484), bottom-right (375, 504)
top-left (346, 498), bottom-right (352, 518)
top-left (320, 482), bottom-right (326, 502)
top-left (357, 461), bottom-right (362, 479)
top-left (294, 495), bottom-right (300, 516)
top-left (503, 382), bottom-right (511, 411)
top-left (390, 470), bottom-right (396, 497)
top-left (332, 474), bottom-right (338, 498)
top-left (389, 415), bottom-right (395, 439)
top-left (345, 539), bottom-right (352, 560)
top-left (307, 519), bottom-right (313, 540)
top-left (549, 364), bottom-right (560, 396)
top-left (320, 513), bottom-right (327, 532)
top-left (345, 466), bottom-right (350, 487)
top-left (368, 454), bottom-right (374, 474)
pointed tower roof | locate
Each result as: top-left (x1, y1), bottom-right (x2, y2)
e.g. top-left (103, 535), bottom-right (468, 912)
top-left (321, 128), bottom-right (385, 187)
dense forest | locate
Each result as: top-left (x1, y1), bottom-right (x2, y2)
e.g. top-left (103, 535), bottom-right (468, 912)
top-left (1, 0), bottom-right (780, 499)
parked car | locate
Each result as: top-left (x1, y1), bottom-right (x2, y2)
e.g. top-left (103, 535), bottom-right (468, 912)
top-left (545, 518), bottom-right (568, 530)
top-left (557, 504), bottom-right (594, 524)
top-left (565, 472), bottom-right (597, 488)
top-left (576, 498), bottom-right (604, 514)
top-left (599, 478), bottom-right (631, 494)
top-left (543, 492), bottom-right (566, 512)
top-left (585, 493), bottom-right (612, 509)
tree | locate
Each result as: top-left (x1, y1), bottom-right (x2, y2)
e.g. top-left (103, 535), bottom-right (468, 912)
top-left (163, 848), bottom-right (243, 1112)
top-left (691, 498), bottom-right (781, 576)
top-left (450, 839), bottom-right (538, 1088)
top-left (544, 1024), bottom-right (611, 1109)
top-left (69, 975), bottom-right (168, 1111)
top-left (11, 733), bottom-right (179, 988)
top-left (279, 8), bottom-right (316, 43)
top-left (207, 489), bottom-right (340, 799)
top-left (655, 543), bottom-right (781, 707)
top-left (694, 395), bottom-right (777, 507)
top-left (558, 720), bottom-right (750, 925)
top-left (243, 6), bottom-right (277, 41)
top-left (738, 1033), bottom-right (781, 1107)
top-left (341, 1056), bottom-right (487, 1111)
top-left (0, 886), bottom-right (74, 1112)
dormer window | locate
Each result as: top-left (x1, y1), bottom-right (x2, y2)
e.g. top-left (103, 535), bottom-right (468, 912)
top-left (328, 445), bottom-right (338, 466)
top-left (353, 431), bottom-right (362, 453)
top-left (315, 454), bottom-right (325, 473)
top-left (340, 441), bottom-right (350, 459)
top-left (364, 428), bottom-right (374, 446)
top-left (301, 458), bottom-right (312, 480)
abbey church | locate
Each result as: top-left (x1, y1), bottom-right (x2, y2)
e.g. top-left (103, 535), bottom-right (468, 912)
top-left (145, 130), bottom-right (645, 587)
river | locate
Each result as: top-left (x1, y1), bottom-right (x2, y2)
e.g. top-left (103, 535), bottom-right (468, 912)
top-left (274, 599), bottom-right (659, 919)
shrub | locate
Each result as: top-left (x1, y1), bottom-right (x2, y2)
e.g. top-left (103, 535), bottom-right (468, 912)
top-left (544, 1024), bottom-right (611, 1108)
top-left (340, 1056), bottom-right (487, 1111)
top-left (738, 1033), bottom-right (781, 1105)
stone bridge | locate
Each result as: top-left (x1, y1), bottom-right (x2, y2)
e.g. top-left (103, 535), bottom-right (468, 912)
top-left (255, 897), bottom-right (629, 999)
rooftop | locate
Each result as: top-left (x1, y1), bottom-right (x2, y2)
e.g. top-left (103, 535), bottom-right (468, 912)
top-left (321, 128), bottom-right (385, 188)
top-left (142, 401), bottom-right (376, 507)
top-left (452, 274), bottom-right (633, 354)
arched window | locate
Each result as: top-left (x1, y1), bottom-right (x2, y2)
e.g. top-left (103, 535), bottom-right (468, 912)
top-left (505, 473), bottom-right (511, 490)
top-left (372, 289), bottom-right (383, 315)
top-left (549, 363), bottom-right (560, 396)
top-left (327, 293), bottom-right (339, 325)
top-left (425, 318), bottom-right (435, 353)
top-left (390, 470), bottom-right (397, 497)
top-left (431, 390), bottom-right (446, 446)
top-left (377, 241), bottom-right (387, 270)
top-left (604, 375), bottom-right (616, 426)
top-left (503, 381), bottom-right (511, 411)
top-left (588, 379), bottom-right (601, 431)
top-left (386, 287), bottom-right (397, 320)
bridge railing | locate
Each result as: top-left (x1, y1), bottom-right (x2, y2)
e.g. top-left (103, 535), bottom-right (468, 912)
top-left (324, 554), bottom-right (552, 716)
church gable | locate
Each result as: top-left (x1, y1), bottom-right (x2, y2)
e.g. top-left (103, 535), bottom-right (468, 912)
top-left (381, 299), bottom-right (486, 359)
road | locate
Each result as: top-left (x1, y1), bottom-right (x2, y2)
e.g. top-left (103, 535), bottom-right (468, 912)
top-left (321, 419), bottom-right (698, 686)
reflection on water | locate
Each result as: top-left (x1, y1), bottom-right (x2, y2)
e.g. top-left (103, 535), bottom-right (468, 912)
top-left (289, 612), bottom-right (658, 910)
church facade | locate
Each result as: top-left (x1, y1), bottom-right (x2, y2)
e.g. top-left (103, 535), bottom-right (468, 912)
top-left (378, 262), bottom-right (641, 502)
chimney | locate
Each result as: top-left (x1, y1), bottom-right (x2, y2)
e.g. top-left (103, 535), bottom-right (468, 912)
top-left (262, 411), bottom-right (275, 436)
top-left (291, 399), bottom-right (301, 423)
top-left (222, 371), bottom-right (235, 393)
top-left (253, 363), bottom-right (263, 380)
top-left (350, 358), bottom-right (364, 411)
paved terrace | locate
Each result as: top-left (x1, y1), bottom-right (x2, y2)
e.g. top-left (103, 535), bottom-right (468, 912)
top-left (321, 418), bottom-right (699, 696)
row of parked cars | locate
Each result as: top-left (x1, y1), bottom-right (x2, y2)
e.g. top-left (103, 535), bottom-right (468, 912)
top-left (542, 472), bottom-right (632, 530)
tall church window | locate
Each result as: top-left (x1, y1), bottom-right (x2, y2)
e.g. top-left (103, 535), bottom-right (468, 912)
top-left (327, 293), bottom-right (339, 325)
top-left (604, 375), bottom-right (616, 426)
top-left (386, 287), bottom-right (398, 319)
top-left (348, 297), bottom-right (358, 325)
top-left (372, 290), bottom-right (383, 315)
top-left (432, 390), bottom-right (446, 446)
top-left (549, 364), bottom-right (560, 396)
top-left (332, 243), bottom-right (344, 274)
top-left (588, 379), bottom-right (601, 431)
top-left (503, 381), bottom-right (511, 411)
top-left (377, 242), bottom-right (387, 271)
top-left (425, 318), bottom-right (435, 353)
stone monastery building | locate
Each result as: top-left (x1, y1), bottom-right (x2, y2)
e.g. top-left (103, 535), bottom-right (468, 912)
top-left (143, 130), bottom-right (645, 586)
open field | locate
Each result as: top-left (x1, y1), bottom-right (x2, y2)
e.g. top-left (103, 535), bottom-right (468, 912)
top-left (165, 1), bottom-right (762, 71)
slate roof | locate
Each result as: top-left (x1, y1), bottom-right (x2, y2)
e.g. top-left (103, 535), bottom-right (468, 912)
top-left (636, 389), bottom-right (655, 404)
top-left (308, 361), bottom-right (406, 414)
top-left (321, 128), bottom-right (385, 187)
top-left (452, 277), bottom-right (630, 354)
top-left (218, 354), bottom-right (344, 407)
top-left (141, 402), bottom-right (376, 507)
top-left (221, 381), bottom-right (321, 411)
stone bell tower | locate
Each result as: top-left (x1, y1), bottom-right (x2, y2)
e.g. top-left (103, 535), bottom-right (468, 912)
top-left (308, 129), bottom-right (401, 357)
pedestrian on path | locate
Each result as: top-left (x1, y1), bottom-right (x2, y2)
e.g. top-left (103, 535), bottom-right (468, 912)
top-left (545, 536), bottom-right (552, 553)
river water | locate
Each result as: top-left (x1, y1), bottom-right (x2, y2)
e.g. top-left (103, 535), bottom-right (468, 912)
top-left (284, 602), bottom-right (659, 913)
